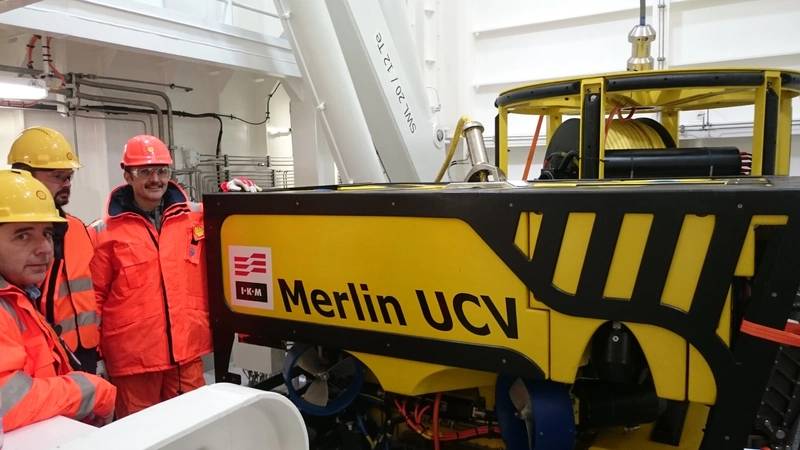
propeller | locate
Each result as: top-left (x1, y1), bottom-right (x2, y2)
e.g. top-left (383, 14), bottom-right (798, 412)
top-left (283, 344), bottom-right (365, 416)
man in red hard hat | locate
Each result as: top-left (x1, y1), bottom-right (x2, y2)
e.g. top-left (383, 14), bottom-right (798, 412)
top-left (89, 135), bottom-right (211, 417)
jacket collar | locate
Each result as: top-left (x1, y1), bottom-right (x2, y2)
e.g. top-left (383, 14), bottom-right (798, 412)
top-left (106, 181), bottom-right (188, 219)
top-left (0, 275), bottom-right (29, 298)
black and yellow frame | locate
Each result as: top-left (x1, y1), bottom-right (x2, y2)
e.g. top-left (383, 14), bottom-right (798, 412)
top-left (207, 175), bottom-right (800, 449)
top-left (494, 69), bottom-right (800, 179)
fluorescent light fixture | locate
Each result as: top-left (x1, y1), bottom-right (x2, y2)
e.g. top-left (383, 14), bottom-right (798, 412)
top-left (0, 76), bottom-right (48, 100)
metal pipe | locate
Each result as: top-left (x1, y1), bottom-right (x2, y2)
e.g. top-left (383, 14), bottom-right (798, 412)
top-left (72, 110), bottom-right (79, 159)
top-left (75, 91), bottom-right (164, 141)
top-left (656, 0), bottom-right (667, 69)
top-left (639, 0), bottom-right (646, 26)
top-left (41, 35), bottom-right (52, 78)
top-left (75, 114), bottom-right (149, 134)
top-left (681, 119), bottom-right (800, 133)
top-left (463, 122), bottom-right (488, 166)
top-left (78, 74), bottom-right (193, 92)
top-left (76, 106), bottom-right (153, 135)
top-left (0, 64), bottom-right (43, 77)
top-left (76, 76), bottom-right (174, 150)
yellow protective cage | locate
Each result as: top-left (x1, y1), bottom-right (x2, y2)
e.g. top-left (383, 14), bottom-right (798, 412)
top-left (494, 68), bottom-right (800, 179)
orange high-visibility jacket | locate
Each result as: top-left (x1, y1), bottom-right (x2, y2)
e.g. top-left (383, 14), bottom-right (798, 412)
top-left (39, 213), bottom-right (100, 352)
top-left (0, 278), bottom-right (116, 432)
top-left (90, 182), bottom-right (212, 377)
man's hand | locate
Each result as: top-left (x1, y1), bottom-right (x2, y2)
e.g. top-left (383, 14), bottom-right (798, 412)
top-left (96, 360), bottom-right (108, 380)
top-left (220, 177), bottom-right (262, 193)
top-left (85, 411), bottom-right (114, 427)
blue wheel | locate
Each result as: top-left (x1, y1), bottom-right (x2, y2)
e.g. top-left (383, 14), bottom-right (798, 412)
top-left (495, 375), bottom-right (576, 450)
top-left (282, 344), bottom-right (364, 416)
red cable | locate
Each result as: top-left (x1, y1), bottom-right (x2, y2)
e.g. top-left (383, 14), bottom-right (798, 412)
top-left (741, 320), bottom-right (800, 347)
top-left (433, 393), bottom-right (442, 450)
top-left (45, 37), bottom-right (66, 88)
top-left (605, 105), bottom-right (621, 134)
top-left (26, 35), bottom-right (40, 69)
top-left (522, 115), bottom-right (545, 181)
top-left (620, 107), bottom-right (636, 120)
top-left (415, 404), bottom-right (430, 425)
top-left (393, 395), bottom-right (501, 443)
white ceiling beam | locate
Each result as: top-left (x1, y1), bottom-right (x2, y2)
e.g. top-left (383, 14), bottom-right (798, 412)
top-left (0, 0), bottom-right (299, 77)
top-left (0, 0), bottom-right (41, 15)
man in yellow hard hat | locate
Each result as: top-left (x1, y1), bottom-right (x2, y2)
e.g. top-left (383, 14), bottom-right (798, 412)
top-left (0, 169), bottom-right (115, 432)
top-left (7, 127), bottom-right (101, 375)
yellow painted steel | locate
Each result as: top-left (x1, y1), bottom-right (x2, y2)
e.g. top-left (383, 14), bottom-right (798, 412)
top-left (524, 211), bottom-right (549, 309)
top-left (661, 215), bottom-right (716, 312)
top-left (513, 212), bottom-right (528, 258)
top-left (778, 91), bottom-right (792, 175)
top-left (546, 113), bottom-right (563, 147)
top-left (553, 213), bottom-right (596, 295)
top-left (221, 214), bottom-right (548, 386)
top-left (528, 211), bottom-right (543, 262)
top-left (604, 214), bottom-right (653, 300)
top-left (497, 107), bottom-right (509, 175)
top-left (627, 323), bottom-right (686, 401)
top-left (350, 353), bottom-right (498, 396)
top-left (495, 68), bottom-right (800, 178)
top-left (549, 310), bottom-right (604, 384)
top-left (689, 344), bottom-right (717, 404)
top-left (219, 66), bottom-right (800, 450)
top-left (498, 68), bottom-right (800, 99)
top-left (660, 110), bottom-right (679, 145)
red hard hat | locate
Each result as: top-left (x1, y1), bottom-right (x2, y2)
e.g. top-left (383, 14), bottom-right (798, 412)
top-left (120, 135), bottom-right (173, 168)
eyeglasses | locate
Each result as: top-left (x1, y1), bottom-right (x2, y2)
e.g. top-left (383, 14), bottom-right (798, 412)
top-left (37, 170), bottom-right (73, 184)
top-left (129, 167), bottom-right (172, 178)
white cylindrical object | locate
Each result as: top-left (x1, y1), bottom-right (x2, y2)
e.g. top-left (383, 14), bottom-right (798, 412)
top-left (275, 0), bottom-right (386, 184)
top-left (327, 0), bottom-right (443, 182)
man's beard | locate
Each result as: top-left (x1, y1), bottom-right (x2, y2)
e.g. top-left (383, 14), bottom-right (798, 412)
top-left (54, 188), bottom-right (70, 207)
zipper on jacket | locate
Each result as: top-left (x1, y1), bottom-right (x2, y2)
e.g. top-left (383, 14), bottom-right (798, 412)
top-left (43, 258), bottom-right (61, 325)
top-left (144, 226), bottom-right (177, 366)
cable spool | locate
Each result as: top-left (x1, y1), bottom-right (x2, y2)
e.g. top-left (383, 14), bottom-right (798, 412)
top-left (541, 117), bottom-right (742, 179)
top-left (542, 117), bottom-right (670, 179)
top-left (605, 119), bottom-right (667, 150)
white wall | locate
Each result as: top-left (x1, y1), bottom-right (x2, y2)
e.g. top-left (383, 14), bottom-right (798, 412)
top-left (427, 0), bottom-right (800, 179)
top-left (0, 36), bottom-right (287, 222)
top-left (267, 83), bottom-right (292, 159)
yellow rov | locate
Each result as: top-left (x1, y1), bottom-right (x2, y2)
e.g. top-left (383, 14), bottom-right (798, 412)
top-left (208, 68), bottom-right (800, 450)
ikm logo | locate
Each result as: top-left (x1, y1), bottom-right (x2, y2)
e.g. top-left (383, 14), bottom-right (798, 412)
top-left (228, 246), bottom-right (274, 310)
top-left (234, 252), bottom-right (268, 277)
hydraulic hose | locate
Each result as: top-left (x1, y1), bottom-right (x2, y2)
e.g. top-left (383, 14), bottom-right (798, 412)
top-left (434, 116), bottom-right (470, 183)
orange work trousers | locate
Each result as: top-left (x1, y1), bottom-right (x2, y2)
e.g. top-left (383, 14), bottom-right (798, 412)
top-left (112, 358), bottom-right (206, 418)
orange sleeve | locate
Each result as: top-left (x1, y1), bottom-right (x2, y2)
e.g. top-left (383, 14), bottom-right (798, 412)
top-left (0, 311), bottom-right (116, 431)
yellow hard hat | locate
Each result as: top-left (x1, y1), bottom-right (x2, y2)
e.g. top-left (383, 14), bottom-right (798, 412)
top-left (7, 126), bottom-right (81, 169)
top-left (0, 170), bottom-right (66, 223)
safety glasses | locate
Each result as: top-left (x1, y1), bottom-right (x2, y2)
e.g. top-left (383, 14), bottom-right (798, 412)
top-left (128, 166), bottom-right (172, 179)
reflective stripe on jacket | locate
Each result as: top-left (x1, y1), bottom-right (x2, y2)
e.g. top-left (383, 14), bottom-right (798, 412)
top-left (39, 214), bottom-right (100, 351)
top-left (0, 277), bottom-right (115, 431)
top-left (90, 182), bottom-right (212, 377)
